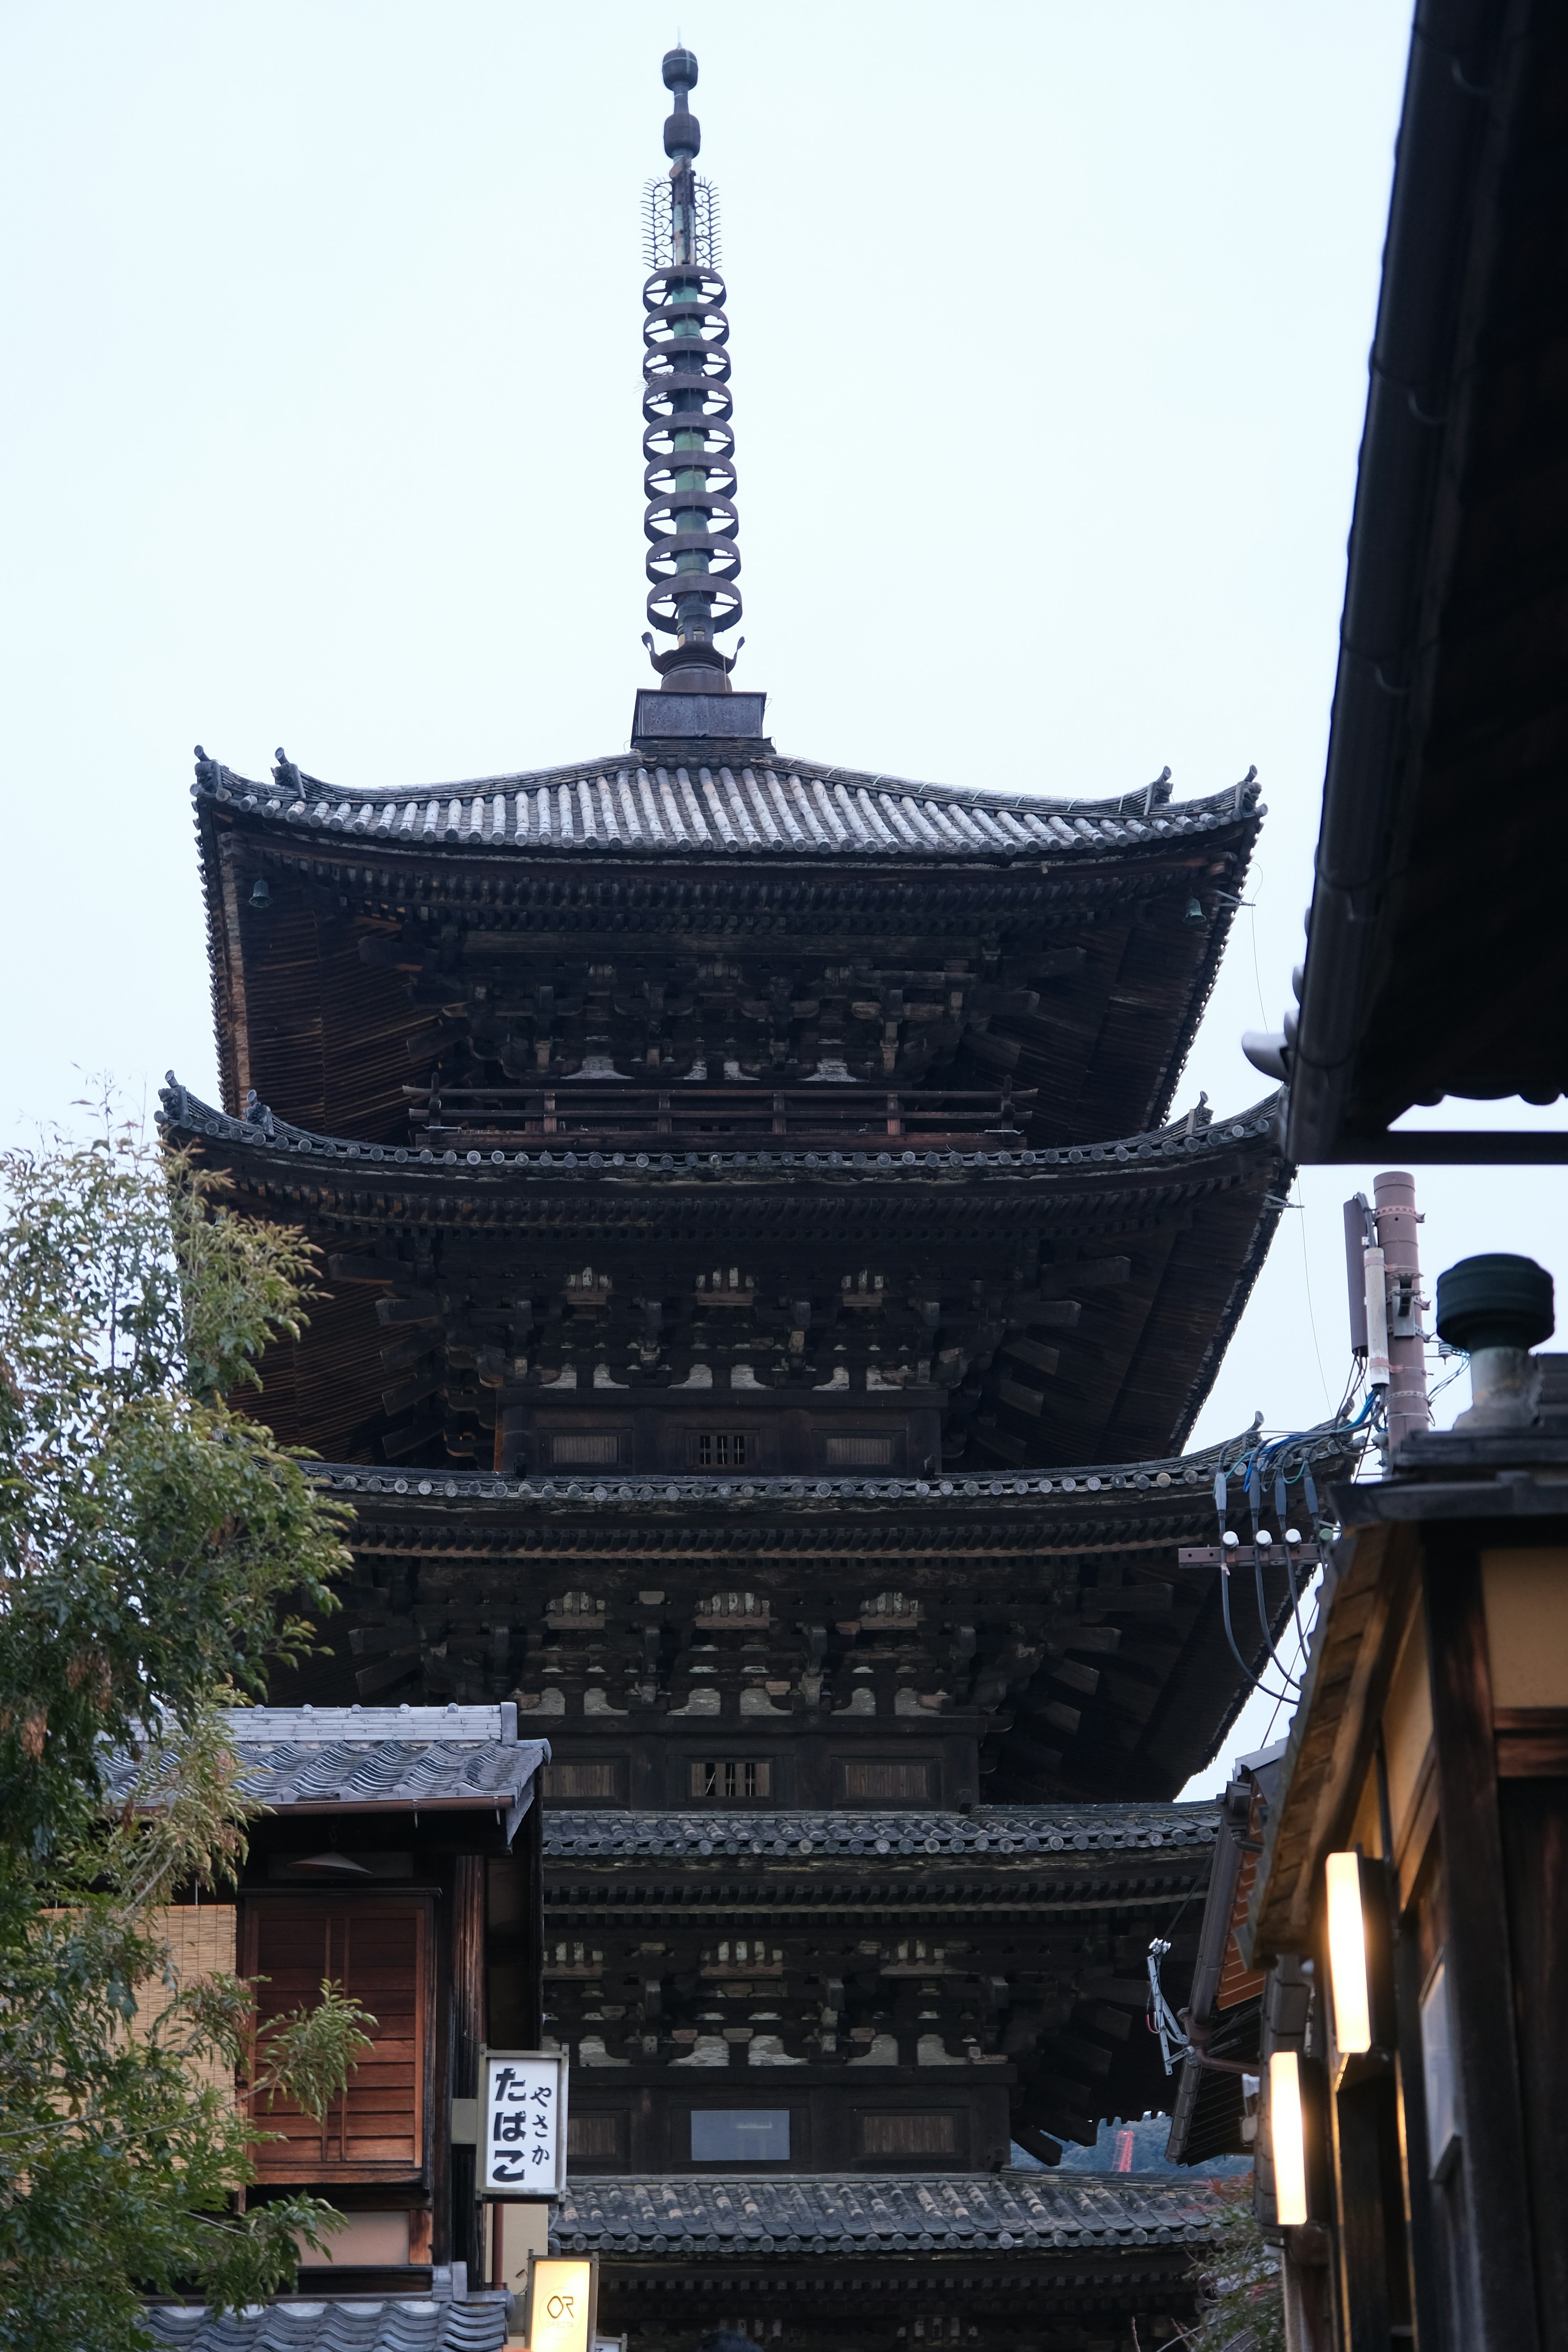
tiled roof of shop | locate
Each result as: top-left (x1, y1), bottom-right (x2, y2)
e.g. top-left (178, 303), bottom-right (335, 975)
top-left (549, 2171), bottom-right (1219, 2256)
top-left (544, 1804), bottom-right (1218, 1862)
top-left (193, 748), bottom-right (1262, 863)
top-left (144, 2294), bottom-right (510, 2352)
top-left (107, 1708), bottom-right (549, 1826)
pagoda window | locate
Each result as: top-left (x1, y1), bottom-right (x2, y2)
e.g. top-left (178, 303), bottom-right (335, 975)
top-left (550, 1433), bottom-right (621, 1467)
top-left (824, 1434), bottom-right (895, 1468)
top-left (690, 1759), bottom-right (773, 1801)
top-left (859, 2112), bottom-right (958, 2157)
top-left (837, 1759), bottom-right (935, 1804)
top-left (566, 2112), bottom-right (625, 2160)
top-left (543, 1760), bottom-right (623, 1802)
top-left (692, 1431), bottom-right (749, 1468)
top-left (690, 2108), bottom-right (791, 2162)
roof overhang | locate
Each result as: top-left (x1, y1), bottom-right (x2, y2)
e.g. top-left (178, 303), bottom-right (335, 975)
top-left (1285, 0), bottom-right (1568, 1165)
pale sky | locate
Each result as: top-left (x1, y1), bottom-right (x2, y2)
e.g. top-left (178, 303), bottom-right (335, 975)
top-left (2, 3), bottom-right (1551, 1793)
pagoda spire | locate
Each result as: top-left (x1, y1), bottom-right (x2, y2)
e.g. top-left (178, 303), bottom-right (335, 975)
top-left (640, 46), bottom-right (743, 694)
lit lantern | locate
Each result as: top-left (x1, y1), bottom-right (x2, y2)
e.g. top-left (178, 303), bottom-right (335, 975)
top-left (1325, 1850), bottom-right (1373, 2055)
top-left (1270, 2049), bottom-right (1309, 2226)
top-left (525, 2256), bottom-right (598, 2352)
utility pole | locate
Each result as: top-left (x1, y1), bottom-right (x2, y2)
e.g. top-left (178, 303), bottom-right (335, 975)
top-left (1343, 1169), bottom-right (1430, 1459)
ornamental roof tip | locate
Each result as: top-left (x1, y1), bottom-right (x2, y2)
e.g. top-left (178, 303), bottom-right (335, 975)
top-left (543, 1802), bottom-right (1219, 1862)
top-left (546, 2170), bottom-right (1222, 2257)
top-left (191, 744), bottom-right (1264, 862)
top-left (156, 1075), bottom-right (1286, 1180)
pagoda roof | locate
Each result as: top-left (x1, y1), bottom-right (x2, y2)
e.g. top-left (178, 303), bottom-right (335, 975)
top-left (297, 1432), bottom-right (1324, 1522)
top-left (543, 1801), bottom-right (1216, 1868)
top-left (163, 1076), bottom-right (1280, 1188)
top-left (189, 748), bottom-right (1261, 1158)
top-left (549, 2167), bottom-right (1219, 2258)
top-left (278, 1422), bottom-right (1355, 1800)
top-left (194, 748), bottom-right (1261, 867)
top-left (161, 1077), bottom-right (1286, 1484)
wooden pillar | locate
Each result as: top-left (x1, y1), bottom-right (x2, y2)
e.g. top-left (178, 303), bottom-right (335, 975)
top-left (452, 1854), bottom-right (486, 2282)
top-left (517, 1795), bottom-right (544, 2046)
top-left (1499, 1751), bottom-right (1568, 2345)
top-left (1422, 1532), bottom-right (1540, 2351)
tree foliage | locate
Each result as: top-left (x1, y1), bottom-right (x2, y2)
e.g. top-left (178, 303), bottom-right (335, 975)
top-left (0, 1120), bottom-right (367, 2350)
top-left (1182, 2176), bottom-right (1285, 2352)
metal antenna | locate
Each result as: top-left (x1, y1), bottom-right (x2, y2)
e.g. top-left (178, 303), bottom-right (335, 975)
top-left (641, 46), bottom-right (742, 691)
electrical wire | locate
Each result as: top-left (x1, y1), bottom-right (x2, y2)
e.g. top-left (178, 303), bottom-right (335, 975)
top-left (1211, 1394), bottom-right (1380, 1708)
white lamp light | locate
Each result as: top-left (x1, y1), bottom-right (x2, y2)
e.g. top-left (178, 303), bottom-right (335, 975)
top-left (1269, 2049), bottom-right (1308, 2226)
top-left (1325, 1851), bottom-right (1373, 2055)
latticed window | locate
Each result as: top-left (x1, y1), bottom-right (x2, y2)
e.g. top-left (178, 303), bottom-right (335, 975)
top-left (694, 1432), bottom-right (748, 1467)
top-left (690, 1759), bottom-right (772, 1800)
top-left (242, 1897), bottom-right (431, 2179)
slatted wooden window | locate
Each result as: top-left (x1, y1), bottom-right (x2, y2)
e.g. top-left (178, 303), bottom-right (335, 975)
top-left (839, 1760), bottom-right (933, 1802)
top-left (243, 1896), bottom-right (431, 2182)
top-left (543, 1761), bottom-right (622, 1801)
top-left (860, 2112), bottom-right (957, 2156)
top-left (690, 1760), bottom-right (772, 1800)
top-left (825, 1435), bottom-right (895, 1467)
top-left (550, 1433), bottom-right (620, 1466)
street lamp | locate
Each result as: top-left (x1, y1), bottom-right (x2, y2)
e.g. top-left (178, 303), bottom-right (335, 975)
top-left (1269, 2050), bottom-right (1309, 2226)
top-left (1325, 1851), bottom-right (1373, 2055)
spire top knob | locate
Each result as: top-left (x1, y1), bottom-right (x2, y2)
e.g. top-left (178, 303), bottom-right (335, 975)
top-left (662, 45), bottom-right (700, 158)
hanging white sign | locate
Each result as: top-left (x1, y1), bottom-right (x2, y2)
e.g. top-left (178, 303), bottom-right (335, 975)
top-left (480, 2049), bottom-right (569, 2196)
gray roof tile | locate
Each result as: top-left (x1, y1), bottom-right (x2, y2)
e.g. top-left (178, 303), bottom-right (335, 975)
top-left (107, 1708), bottom-right (549, 1831)
top-left (193, 750), bottom-right (1262, 864)
top-left (544, 1803), bottom-right (1218, 1863)
top-left (159, 1078), bottom-right (1284, 1187)
top-left (144, 2296), bottom-right (510, 2352)
top-left (548, 2172), bottom-right (1219, 2256)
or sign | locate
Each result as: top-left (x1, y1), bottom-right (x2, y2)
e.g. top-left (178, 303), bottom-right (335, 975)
top-left (525, 2255), bottom-right (597, 2352)
top-left (481, 2050), bottom-right (569, 2196)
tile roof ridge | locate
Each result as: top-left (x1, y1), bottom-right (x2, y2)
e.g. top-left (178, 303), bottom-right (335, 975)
top-left (156, 1073), bottom-right (1287, 1180)
top-left (286, 1401), bottom-right (1359, 1505)
top-left (191, 748), bottom-right (1263, 826)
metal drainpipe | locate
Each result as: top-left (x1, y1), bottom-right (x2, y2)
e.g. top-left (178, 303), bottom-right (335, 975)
top-left (1374, 1168), bottom-right (1430, 1454)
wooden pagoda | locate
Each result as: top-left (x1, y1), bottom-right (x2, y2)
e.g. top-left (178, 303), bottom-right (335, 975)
top-left (153, 43), bottom-right (1345, 2351)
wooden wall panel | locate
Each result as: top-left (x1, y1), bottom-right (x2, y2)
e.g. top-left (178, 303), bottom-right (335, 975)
top-left (244, 1895), bottom-right (432, 2183)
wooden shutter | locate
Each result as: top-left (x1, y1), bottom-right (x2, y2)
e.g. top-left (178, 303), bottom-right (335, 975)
top-left (543, 1761), bottom-right (622, 1801)
top-left (860, 2111), bottom-right (957, 2156)
top-left (840, 1759), bottom-right (933, 1802)
top-left (243, 1895), bottom-right (432, 2182)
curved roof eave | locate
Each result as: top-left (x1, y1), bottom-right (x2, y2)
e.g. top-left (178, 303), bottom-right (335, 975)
top-left (158, 1078), bottom-right (1285, 1195)
top-left (191, 748), bottom-right (1264, 865)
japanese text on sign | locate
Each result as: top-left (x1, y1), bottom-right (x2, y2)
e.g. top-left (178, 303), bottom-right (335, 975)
top-left (482, 2052), bottom-right (567, 2195)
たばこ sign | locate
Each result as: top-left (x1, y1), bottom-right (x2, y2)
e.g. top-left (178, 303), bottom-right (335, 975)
top-left (481, 2050), bottom-right (568, 2196)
